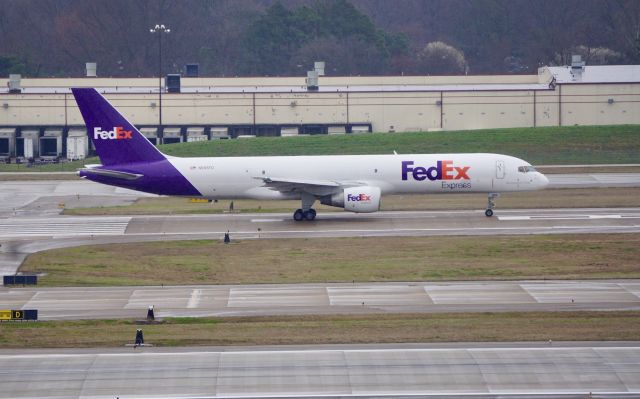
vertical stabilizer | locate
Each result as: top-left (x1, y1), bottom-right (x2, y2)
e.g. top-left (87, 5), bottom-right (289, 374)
top-left (72, 88), bottom-right (166, 166)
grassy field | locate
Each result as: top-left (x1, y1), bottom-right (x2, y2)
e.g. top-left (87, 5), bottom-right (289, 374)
top-left (0, 173), bottom-right (79, 181)
top-left (20, 234), bottom-right (640, 286)
top-left (157, 125), bottom-right (640, 164)
top-left (0, 312), bottom-right (638, 348)
top-left (0, 159), bottom-right (89, 172)
top-left (63, 187), bottom-right (640, 216)
top-left (1, 125), bottom-right (639, 173)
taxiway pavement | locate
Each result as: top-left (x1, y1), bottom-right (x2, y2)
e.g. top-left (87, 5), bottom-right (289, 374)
top-left (1, 207), bottom-right (639, 277)
top-left (1, 172), bottom-right (639, 217)
top-left (1, 343), bottom-right (639, 398)
top-left (3, 280), bottom-right (640, 320)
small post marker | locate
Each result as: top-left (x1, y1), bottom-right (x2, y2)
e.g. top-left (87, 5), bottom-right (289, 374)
top-left (147, 305), bottom-right (155, 321)
top-left (224, 231), bottom-right (231, 244)
top-left (134, 329), bottom-right (144, 348)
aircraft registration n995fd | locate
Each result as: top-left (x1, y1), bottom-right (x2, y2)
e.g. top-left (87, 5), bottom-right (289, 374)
top-left (72, 88), bottom-right (549, 221)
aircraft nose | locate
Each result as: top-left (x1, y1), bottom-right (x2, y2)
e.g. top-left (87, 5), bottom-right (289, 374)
top-left (538, 173), bottom-right (550, 188)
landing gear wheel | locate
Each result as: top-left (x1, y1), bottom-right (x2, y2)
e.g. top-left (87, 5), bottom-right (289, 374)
top-left (303, 209), bottom-right (317, 221)
top-left (485, 193), bottom-right (499, 218)
top-left (293, 209), bottom-right (304, 221)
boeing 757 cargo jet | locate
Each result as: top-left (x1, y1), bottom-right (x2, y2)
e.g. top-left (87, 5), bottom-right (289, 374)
top-left (72, 88), bottom-right (548, 221)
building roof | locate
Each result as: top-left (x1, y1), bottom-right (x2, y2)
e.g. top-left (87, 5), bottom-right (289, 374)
top-left (546, 65), bottom-right (640, 84)
top-left (1, 65), bottom-right (638, 94)
top-left (0, 83), bottom-right (551, 95)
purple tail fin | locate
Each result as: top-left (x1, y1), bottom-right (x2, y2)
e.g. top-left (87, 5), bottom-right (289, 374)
top-left (72, 88), bottom-right (166, 166)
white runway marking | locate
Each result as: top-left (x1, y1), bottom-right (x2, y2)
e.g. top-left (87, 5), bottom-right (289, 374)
top-left (0, 217), bottom-right (131, 238)
top-left (187, 289), bottom-right (202, 308)
top-left (498, 214), bottom-right (638, 221)
top-left (251, 218), bottom-right (286, 223)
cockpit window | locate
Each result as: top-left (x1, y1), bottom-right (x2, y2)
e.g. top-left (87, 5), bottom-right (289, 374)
top-left (518, 165), bottom-right (537, 173)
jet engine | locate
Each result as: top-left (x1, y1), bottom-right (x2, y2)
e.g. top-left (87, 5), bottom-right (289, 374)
top-left (320, 186), bottom-right (381, 213)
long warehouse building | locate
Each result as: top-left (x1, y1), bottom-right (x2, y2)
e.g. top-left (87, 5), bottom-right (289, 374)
top-left (0, 63), bottom-right (638, 162)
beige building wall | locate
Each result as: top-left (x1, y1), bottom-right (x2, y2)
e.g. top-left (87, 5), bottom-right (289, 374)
top-left (559, 84), bottom-right (640, 126)
top-left (1, 80), bottom-right (639, 131)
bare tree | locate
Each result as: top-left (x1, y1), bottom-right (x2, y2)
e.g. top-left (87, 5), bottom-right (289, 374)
top-left (416, 41), bottom-right (467, 75)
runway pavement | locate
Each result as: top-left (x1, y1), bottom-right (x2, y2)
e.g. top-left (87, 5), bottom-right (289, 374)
top-left (1, 207), bottom-right (639, 278)
top-left (1, 176), bottom-right (639, 398)
top-left (0, 172), bottom-right (638, 217)
top-left (548, 172), bottom-right (640, 188)
top-left (3, 280), bottom-right (640, 320)
top-left (1, 343), bottom-right (639, 398)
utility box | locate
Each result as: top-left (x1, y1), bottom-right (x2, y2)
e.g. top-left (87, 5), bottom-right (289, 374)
top-left (8, 74), bottom-right (21, 94)
top-left (86, 62), bottom-right (97, 77)
top-left (165, 74), bottom-right (181, 93)
top-left (185, 64), bottom-right (199, 77)
top-left (306, 70), bottom-right (319, 91)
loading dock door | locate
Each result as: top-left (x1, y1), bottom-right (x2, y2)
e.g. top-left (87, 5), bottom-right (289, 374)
top-left (40, 137), bottom-right (58, 156)
top-left (496, 160), bottom-right (506, 179)
top-left (0, 138), bottom-right (8, 155)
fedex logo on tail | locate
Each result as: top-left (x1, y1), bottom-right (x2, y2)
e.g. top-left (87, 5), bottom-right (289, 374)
top-left (93, 126), bottom-right (133, 140)
top-left (347, 193), bottom-right (371, 202)
top-left (402, 160), bottom-right (470, 181)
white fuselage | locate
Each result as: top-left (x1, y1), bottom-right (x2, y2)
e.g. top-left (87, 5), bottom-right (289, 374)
top-left (168, 153), bottom-right (548, 200)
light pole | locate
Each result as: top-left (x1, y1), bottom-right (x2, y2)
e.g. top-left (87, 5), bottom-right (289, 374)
top-left (149, 24), bottom-right (170, 127)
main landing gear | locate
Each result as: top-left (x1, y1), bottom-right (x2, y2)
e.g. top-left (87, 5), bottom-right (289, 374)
top-left (293, 208), bottom-right (316, 221)
top-left (485, 192), bottom-right (500, 217)
top-left (293, 192), bottom-right (317, 221)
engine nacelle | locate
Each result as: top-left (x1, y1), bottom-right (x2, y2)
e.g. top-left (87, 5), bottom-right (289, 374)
top-left (320, 186), bottom-right (381, 213)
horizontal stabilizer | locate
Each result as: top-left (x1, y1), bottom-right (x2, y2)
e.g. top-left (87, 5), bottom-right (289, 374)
top-left (78, 168), bottom-right (143, 181)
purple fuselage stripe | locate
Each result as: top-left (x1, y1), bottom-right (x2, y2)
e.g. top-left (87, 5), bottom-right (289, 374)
top-left (79, 161), bottom-right (201, 196)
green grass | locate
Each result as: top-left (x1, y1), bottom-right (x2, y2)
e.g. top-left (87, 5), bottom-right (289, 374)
top-left (1, 125), bottom-right (639, 173)
top-left (0, 158), bottom-right (91, 172)
top-left (158, 125), bottom-right (640, 165)
top-left (1, 312), bottom-right (639, 348)
top-left (20, 234), bottom-right (640, 286)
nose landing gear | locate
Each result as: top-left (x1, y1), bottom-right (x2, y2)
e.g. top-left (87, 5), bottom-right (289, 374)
top-left (485, 193), bottom-right (500, 217)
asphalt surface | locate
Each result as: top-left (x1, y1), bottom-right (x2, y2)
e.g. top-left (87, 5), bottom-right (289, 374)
top-left (1, 207), bottom-right (639, 278)
top-left (2, 280), bottom-right (639, 320)
top-left (1, 175), bottom-right (639, 398)
top-left (1, 343), bottom-right (639, 398)
top-left (1, 175), bottom-right (639, 277)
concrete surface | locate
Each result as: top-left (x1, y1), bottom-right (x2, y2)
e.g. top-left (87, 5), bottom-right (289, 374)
top-left (2, 280), bottom-right (640, 320)
top-left (1, 343), bottom-right (638, 398)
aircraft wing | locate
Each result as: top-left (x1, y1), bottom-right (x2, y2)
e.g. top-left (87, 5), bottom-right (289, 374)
top-left (255, 176), bottom-right (359, 196)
